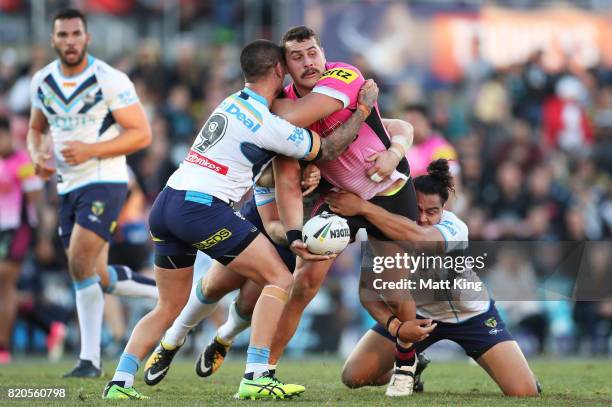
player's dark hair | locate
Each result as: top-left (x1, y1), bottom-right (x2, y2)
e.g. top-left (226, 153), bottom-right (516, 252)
top-left (414, 159), bottom-right (454, 204)
top-left (404, 103), bottom-right (429, 120)
top-left (240, 39), bottom-right (282, 82)
top-left (280, 26), bottom-right (321, 52)
top-left (52, 8), bottom-right (87, 31)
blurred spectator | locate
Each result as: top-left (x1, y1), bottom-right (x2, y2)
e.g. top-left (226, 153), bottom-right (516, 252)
top-left (542, 75), bottom-right (593, 155)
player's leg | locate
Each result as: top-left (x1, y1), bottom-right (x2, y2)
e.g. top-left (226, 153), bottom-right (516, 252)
top-left (196, 278), bottom-right (260, 379)
top-left (104, 262), bottom-right (194, 400)
top-left (0, 256), bottom-right (20, 364)
top-left (144, 261), bottom-right (246, 385)
top-left (341, 329), bottom-right (396, 388)
top-left (64, 183), bottom-right (129, 377)
top-left (64, 224), bottom-right (108, 377)
top-left (223, 234), bottom-right (305, 399)
top-left (103, 262), bottom-right (158, 299)
top-left (268, 257), bottom-right (334, 369)
top-left (476, 341), bottom-right (540, 396)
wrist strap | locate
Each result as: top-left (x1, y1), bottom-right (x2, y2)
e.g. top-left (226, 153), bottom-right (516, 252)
top-left (385, 315), bottom-right (398, 331)
top-left (285, 229), bottom-right (302, 246)
top-left (395, 321), bottom-right (405, 339)
top-left (391, 135), bottom-right (411, 151)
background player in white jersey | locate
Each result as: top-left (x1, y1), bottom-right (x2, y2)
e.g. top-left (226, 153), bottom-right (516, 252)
top-left (26, 9), bottom-right (154, 377)
top-left (325, 159), bottom-right (540, 397)
top-left (103, 39), bottom-right (379, 400)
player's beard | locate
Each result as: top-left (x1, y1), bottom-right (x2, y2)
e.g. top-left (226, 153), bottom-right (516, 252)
top-left (55, 45), bottom-right (87, 67)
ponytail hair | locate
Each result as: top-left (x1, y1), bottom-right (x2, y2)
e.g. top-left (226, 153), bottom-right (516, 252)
top-left (413, 159), bottom-right (454, 204)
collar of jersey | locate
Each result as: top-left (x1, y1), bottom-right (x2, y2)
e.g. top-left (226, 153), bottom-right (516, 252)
top-left (56, 54), bottom-right (95, 79)
top-left (241, 87), bottom-right (268, 108)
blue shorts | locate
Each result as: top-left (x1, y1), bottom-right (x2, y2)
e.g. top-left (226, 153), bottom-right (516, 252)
top-left (58, 183), bottom-right (128, 249)
top-left (372, 301), bottom-right (514, 359)
top-left (149, 187), bottom-right (260, 266)
top-left (240, 198), bottom-right (296, 272)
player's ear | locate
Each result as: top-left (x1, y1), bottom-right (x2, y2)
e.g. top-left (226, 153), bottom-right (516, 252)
top-left (274, 62), bottom-right (285, 78)
top-left (86, 31), bottom-right (92, 45)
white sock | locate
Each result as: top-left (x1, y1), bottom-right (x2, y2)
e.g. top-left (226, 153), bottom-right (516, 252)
top-left (217, 300), bottom-right (251, 343)
top-left (164, 279), bottom-right (218, 347)
top-left (74, 276), bottom-right (104, 369)
top-left (105, 265), bottom-right (158, 299)
top-left (268, 363), bottom-right (277, 371)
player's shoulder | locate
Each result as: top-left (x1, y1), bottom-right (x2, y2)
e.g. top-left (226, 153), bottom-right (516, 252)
top-left (319, 61), bottom-right (364, 83)
top-left (438, 210), bottom-right (468, 238)
top-left (31, 61), bottom-right (56, 85)
top-left (92, 57), bottom-right (131, 83)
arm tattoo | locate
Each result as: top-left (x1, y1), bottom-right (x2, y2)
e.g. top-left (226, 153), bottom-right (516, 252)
top-left (318, 109), bottom-right (366, 161)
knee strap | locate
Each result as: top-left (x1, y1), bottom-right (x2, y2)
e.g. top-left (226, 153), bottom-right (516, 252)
top-left (261, 285), bottom-right (289, 303)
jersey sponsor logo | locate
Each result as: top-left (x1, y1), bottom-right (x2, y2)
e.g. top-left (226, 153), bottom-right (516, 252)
top-left (193, 228), bottom-right (232, 250)
top-left (48, 115), bottom-right (97, 131)
top-left (185, 150), bottom-right (229, 175)
top-left (62, 81), bottom-right (77, 88)
top-left (193, 113), bottom-right (228, 154)
top-left (320, 68), bottom-right (358, 84)
top-left (287, 127), bottom-right (305, 147)
top-left (225, 103), bottom-right (261, 133)
top-left (117, 89), bottom-right (138, 106)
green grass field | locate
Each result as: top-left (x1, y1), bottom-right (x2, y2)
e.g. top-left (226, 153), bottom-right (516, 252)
top-left (0, 358), bottom-right (611, 406)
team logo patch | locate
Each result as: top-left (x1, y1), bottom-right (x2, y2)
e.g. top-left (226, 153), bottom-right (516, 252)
top-left (484, 317), bottom-right (497, 328)
top-left (91, 201), bottom-right (106, 216)
top-left (193, 228), bottom-right (232, 250)
top-left (321, 68), bottom-right (358, 84)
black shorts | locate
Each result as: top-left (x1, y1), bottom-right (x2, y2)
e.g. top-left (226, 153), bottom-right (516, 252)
top-left (372, 301), bottom-right (515, 360)
top-left (0, 226), bottom-right (31, 262)
top-left (58, 183), bottom-right (128, 249)
top-left (314, 178), bottom-right (417, 241)
top-left (148, 187), bottom-right (260, 266)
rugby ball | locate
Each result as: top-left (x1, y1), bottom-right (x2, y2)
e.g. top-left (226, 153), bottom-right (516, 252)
top-left (302, 213), bottom-right (351, 255)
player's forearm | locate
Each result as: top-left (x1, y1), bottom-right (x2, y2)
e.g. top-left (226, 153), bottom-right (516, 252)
top-left (273, 157), bottom-right (303, 232)
top-left (26, 129), bottom-right (47, 158)
top-left (318, 109), bottom-right (367, 161)
top-left (359, 285), bottom-right (394, 327)
top-left (90, 127), bottom-right (151, 159)
top-left (360, 201), bottom-right (426, 242)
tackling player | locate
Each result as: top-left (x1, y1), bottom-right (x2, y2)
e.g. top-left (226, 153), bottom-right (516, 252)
top-left (27, 8), bottom-right (155, 377)
top-left (326, 159), bottom-right (540, 397)
top-left (102, 39), bottom-right (379, 400)
top-left (142, 109), bottom-right (414, 384)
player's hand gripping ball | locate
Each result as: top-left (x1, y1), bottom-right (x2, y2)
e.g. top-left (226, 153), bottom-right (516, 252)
top-left (302, 212), bottom-right (351, 255)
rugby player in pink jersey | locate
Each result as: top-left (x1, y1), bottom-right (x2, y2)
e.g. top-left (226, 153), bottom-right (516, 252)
top-left (0, 117), bottom-right (47, 364)
top-left (267, 26), bottom-right (421, 380)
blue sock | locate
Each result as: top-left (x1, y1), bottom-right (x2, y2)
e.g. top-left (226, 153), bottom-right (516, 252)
top-left (112, 352), bottom-right (140, 388)
top-left (245, 346), bottom-right (270, 379)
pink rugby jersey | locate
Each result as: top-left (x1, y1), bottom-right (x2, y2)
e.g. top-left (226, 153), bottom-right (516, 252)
top-left (0, 150), bottom-right (43, 230)
top-left (284, 62), bottom-right (408, 200)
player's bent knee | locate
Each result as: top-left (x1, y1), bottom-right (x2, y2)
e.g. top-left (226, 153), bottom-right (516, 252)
top-left (261, 285), bottom-right (289, 304)
top-left (341, 367), bottom-right (364, 389)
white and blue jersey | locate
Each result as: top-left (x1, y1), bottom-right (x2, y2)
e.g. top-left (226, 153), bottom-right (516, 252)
top-left (30, 55), bottom-right (138, 194)
top-left (166, 87), bottom-right (317, 204)
top-left (414, 210), bottom-right (490, 323)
